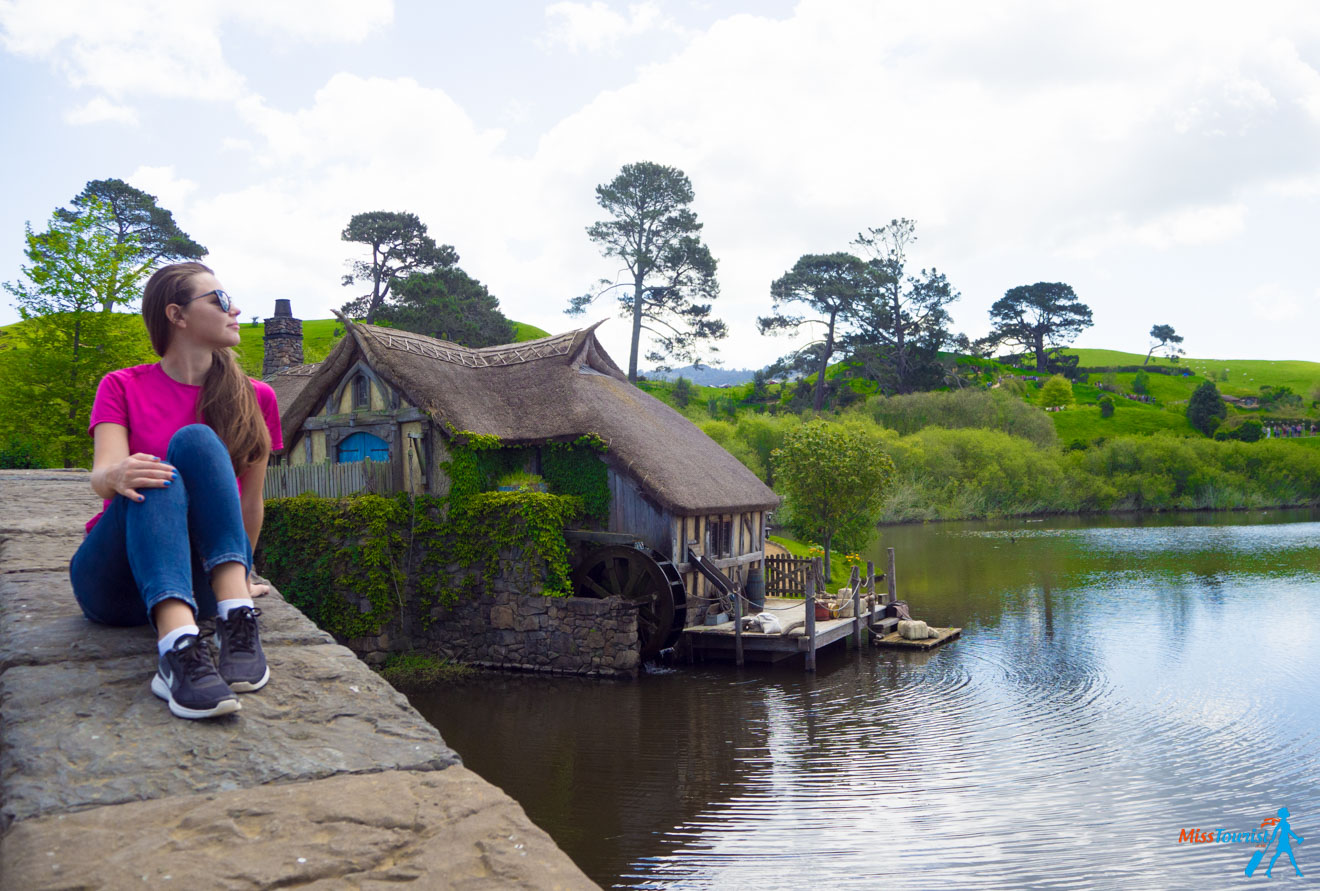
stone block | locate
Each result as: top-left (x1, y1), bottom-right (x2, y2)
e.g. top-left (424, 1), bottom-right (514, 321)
top-left (0, 643), bottom-right (458, 826)
top-left (490, 605), bottom-right (514, 629)
top-left (0, 767), bottom-right (599, 891)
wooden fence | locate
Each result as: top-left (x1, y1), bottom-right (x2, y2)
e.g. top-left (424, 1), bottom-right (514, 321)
top-left (765, 554), bottom-right (815, 598)
top-left (264, 460), bottom-right (394, 499)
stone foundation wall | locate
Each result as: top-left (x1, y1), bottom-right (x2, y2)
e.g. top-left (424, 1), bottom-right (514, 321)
top-left (342, 550), bottom-right (641, 678)
top-left (351, 592), bottom-right (640, 677)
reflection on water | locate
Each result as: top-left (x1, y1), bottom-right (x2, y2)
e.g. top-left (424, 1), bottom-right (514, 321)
top-left (407, 510), bottom-right (1320, 889)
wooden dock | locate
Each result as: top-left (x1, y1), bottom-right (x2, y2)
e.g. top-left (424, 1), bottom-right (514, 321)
top-left (873, 626), bottom-right (962, 650)
top-left (684, 596), bottom-right (899, 663)
top-left (681, 550), bottom-right (960, 669)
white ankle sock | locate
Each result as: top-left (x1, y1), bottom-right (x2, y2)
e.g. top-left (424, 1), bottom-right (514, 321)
top-left (217, 598), bottom-right (255, 620)
top-left (158, 624), bottom-right (200, 657)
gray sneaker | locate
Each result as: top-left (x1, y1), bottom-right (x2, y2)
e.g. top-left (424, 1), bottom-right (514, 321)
top-left (213, 606), bottom-right (270, 692)
top-left (150, 634), bottom-right (240, 719)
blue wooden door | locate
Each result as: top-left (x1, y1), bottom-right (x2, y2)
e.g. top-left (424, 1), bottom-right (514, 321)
top-left (337, 432), bottom-right (390, 463)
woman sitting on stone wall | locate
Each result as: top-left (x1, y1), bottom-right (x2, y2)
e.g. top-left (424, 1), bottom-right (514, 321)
top-left (70, 262), bottom-right (283, 719)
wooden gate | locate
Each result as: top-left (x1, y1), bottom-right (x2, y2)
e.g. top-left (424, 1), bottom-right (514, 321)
top-left (764, 554), bottom-right (815, 598)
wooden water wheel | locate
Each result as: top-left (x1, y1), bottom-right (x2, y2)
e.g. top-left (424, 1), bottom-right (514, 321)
top-left (571, 544), bottom-right (687, 659)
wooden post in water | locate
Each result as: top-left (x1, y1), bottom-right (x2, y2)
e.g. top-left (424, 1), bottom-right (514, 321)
top-left (866, 560), bottom-right (876, 629)
top-left (733, 581), bottom-right (744, 667)
top-left (804, 562), bottom-right (818, 672)
top-left (852, 567), bottom-right (863, 648)
top-left (886, 548), bottom-right (897, 604)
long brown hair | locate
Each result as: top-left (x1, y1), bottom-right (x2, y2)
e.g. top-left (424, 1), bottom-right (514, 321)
top-left (142, 262), bottom-right (271, 474)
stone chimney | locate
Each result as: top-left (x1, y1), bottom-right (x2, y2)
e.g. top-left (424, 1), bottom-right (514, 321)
top-left (263, 299), bottom-right (304, 377)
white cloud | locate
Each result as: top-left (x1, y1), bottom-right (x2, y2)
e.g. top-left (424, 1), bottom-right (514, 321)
top-left (540, 1), bottom-right (671, 54)
top-left (9, 0), bottom-right (1320, 367)
top-left (0, 0), bottom-right (392, 102)
top-left (63, 95), bottom-right (138, 125)
top-left (1246, 283), bottom-right (1303, 324)
top-left (126, 165), bottom-right (199, 215)
top-left (227, 0), bottom-right (392, 44)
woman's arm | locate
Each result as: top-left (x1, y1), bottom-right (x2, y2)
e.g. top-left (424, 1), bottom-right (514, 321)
top-left (90, 424), bottom-right (174, 501)
top-left (238, 454), bottom-right (271, 597)
top-left (238, 453), bottom-right (270, 551)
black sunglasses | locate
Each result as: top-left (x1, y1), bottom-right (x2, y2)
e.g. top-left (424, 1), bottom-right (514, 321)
top-left (183, 289), bottom-right (232, 312)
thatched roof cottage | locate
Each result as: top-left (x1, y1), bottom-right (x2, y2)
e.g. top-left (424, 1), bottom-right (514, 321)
top-left (267, 317), bottom-right (779, 608)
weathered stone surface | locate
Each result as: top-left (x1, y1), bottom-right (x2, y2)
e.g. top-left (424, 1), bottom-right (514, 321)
top-left (0, 533), bottom-right (87, 573)
top-left (0, 469), bottom-right (598, 890)
top-left (0, 766), bottom-right (599, 891)
top-left (0, 642), bottom-right (458, 826)
top-left (0, 470), bottom-right (102, 538)
top-left (0, 574), bottom-right (333, 672)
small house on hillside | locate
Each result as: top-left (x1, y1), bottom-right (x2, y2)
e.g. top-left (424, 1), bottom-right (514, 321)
top-left (266, 315), bottom-right (780, 610)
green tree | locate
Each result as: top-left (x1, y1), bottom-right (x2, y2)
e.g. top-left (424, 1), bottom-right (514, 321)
top-left (374, 267), bottom-right (514, 347)
top-left (57, 178), bottom-right (206, 311)
top-left (341, 211), bottom-right (456, 323)
top-left (735, 414), bottom-right (800, 486)
top-left (985, 282), bottom-right (1093, 373)
top-left (759, 252), bottom-right (872, 412)
top-left (1039, 374), bottom-right (1074, 409)
top-left (749, 369), bottom-right (769, 402)
top-left (772, 420), bottom-right (895, 578)
top-left (1187, 380), bottom-right (1227, 436)
top-left (1, 201), bottom-right (155, 467)
top-left (671, 375), bottom-right (693, 408)
top-left (568, 162), bottom-right (725, 381)
top-left (1098, 395), bottom-right (1115, 418)
top-left (1144, 324), bottom-right (1184, 364)
top-left (1132, 370), bottom-right (1149, 395)
top-left (849, 219), bottom-right (960, 394)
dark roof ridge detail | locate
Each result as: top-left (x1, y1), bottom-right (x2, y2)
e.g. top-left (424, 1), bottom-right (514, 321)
top-left (350, 321), bottom-right (589, 369)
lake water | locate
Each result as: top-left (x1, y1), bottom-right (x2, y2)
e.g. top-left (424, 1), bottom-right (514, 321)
top-left (406, 510), bottom-right (1320, 889)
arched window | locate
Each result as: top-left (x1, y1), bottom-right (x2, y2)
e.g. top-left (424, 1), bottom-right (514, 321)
top-left (352, 375), bottom-right (370, 410)
top-left (337, 431), bottom-right (390, 463)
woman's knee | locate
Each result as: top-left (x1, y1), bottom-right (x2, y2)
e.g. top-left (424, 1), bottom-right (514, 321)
top-left (168, 424), bottom-right (224, 456)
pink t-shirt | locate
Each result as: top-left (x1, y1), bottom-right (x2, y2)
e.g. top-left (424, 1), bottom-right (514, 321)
top-left (86, 363), bottom-right (284, 531)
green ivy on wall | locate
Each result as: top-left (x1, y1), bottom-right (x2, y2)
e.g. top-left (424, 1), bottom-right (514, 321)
top-left (262, 488), bottom-right (583, 640)
top-left (259, 492), bottom-right (414, 640)
top-left (542, 434), bottom-right (610, 520)
top-left (260, 430), bottom-right (611, 641)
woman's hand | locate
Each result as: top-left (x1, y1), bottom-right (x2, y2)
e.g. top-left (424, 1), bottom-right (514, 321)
top-left (109, 453), bottom-right (176, 502)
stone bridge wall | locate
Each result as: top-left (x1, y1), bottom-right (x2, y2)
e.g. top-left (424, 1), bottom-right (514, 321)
top-left (0, 470), bottom-right (598, 890)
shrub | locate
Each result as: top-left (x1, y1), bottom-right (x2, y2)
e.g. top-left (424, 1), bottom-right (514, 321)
top-left (1039, 375), bottom-right (1074, 409)
top-left (0, 434), bottom-right (48, 469)
top-left (1132, 370), bottom-right (1150, 395)
top-left (867, 388), bottom-right (1057, 447)
top-left (672, 376), bottom-right (692, 408)
top-left (1098, 396), bottom-right (1115, 418)
top-left (1187, 381), bottom-right (1227, 436)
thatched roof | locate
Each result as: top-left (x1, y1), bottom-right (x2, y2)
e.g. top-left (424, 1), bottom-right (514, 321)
top-left (265, 362), bottom-right (321, 421)
top-left (280, 320), bottom-right (779, 516)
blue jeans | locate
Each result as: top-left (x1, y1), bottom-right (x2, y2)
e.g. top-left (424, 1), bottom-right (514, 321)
top-left (70, 424), bottom-right (252, 626)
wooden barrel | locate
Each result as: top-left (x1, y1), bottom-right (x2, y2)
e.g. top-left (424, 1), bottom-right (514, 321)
top-left (745, 567), bottom-right (765, 610)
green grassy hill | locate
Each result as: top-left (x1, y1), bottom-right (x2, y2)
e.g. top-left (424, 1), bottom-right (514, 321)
top-left (1066, 349), bottom-right (1319, 397)
top-left (3, 315), bottom-right (553, 378)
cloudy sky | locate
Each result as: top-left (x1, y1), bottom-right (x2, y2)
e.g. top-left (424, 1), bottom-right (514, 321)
top-left (3, 0), bottom-right (1319, 369)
